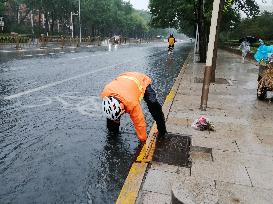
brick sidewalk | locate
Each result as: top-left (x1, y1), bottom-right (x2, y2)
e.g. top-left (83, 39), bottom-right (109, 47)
top-left (119, 49), bottom-right (273, 204)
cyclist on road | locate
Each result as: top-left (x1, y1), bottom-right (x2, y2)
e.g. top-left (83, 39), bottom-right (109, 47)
top-left (168, 34), bottom-right (176, 52)
top-left (101, 72), bottom-right (167, 143)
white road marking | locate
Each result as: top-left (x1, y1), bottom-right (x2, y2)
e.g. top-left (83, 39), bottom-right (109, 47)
top-left (0, 50), bottom-right (12, 53)
top-left (71, 54), bottom-right (100, 60)
top-left (4, 50), bottom-right (163, 100)
top-left (36, 54), bottom-right (45, 56)
top-left (4, 62), bottom-right (124, 100)
top-left (24, 55), bottom-right (33, 57)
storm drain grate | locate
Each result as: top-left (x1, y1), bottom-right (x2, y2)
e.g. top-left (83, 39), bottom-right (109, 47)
top-left (153, 133), bottom-right (192, 167)
top-left (194, 77), bottom-right (229, 84)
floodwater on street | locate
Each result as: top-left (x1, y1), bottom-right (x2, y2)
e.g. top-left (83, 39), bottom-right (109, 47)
top-left (0, 42), bottom-right (192, 203)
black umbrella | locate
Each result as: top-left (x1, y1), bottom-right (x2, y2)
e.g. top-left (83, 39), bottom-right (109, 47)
top-left (239, 36), bottom-right (258, 44)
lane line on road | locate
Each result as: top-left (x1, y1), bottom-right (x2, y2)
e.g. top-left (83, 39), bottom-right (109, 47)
top-left (4, 49), bottom-right (165, 100)
top-left (4, 65), bottom-right (115, 100)
top-left (0, 50), bottom-right (12, 53)
top-left (4, 57), bottom-right (141, 100)
top-left (71, 53), bottom-right (103, 60)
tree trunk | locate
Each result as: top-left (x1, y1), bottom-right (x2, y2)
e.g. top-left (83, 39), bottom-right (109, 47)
top-left (51, 13), bottom-right (55, 34)
top-left (91, 26), bottom-right (94, 37)
top-left (197, 0), bottom-right (207, 63)
top-left (38, 10), bottom-right (41, 35)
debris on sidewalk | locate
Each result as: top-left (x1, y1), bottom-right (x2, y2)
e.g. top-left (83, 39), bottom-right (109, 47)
top-left (191, 116), bottom-right (215, 131)
top-left (257, 64), bottom-right (273, 100)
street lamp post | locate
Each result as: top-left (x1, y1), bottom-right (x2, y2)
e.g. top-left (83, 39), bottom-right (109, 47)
top-left (0, 17), bottom-right (4, 31)
top-left (70, 12), bottom-right (78, 38)
top-left (30, 11), bottom-right (34, 35)
top-left (71, 0), bottom-right (81, 42)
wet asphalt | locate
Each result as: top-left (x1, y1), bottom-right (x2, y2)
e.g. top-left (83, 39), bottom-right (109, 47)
top-left (0, 42), bottom-right (192, 204)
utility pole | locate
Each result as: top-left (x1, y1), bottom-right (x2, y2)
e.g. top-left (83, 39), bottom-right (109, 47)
top-left (211, 0), bottom-right (225, 82)
top-left (200, 0), bottom-right (221, 110)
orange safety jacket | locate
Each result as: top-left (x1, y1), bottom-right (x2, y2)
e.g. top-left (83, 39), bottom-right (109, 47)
top-left (101, 72), bottom-right (152, 142)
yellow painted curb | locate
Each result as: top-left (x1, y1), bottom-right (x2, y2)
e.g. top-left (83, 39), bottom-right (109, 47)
top-left (137, 123), bottom-right (158, 162)
top-left (165, 90), bottom-right (175, 102)
top-left (116, 162), bottom-right (148, 204)
top-left (116, 51), bottom-right (193, 204)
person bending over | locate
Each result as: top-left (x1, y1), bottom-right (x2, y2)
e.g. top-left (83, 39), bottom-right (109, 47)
top-left (101, 72), bottom-right (167, 143)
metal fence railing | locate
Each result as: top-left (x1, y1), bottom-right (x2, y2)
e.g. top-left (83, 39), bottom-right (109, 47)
top-left (0, 35), bottom-right (164, 50)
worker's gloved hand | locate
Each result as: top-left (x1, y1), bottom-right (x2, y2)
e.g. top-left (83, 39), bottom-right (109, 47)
top-left (139, 137), bottom-right (146, 144)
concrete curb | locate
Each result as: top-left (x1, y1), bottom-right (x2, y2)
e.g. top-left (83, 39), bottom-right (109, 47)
top-left (116, 50), bottom-right (193, 204)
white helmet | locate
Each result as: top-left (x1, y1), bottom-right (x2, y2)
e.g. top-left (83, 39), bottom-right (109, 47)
top-left (102, 96), bottom-right (124, 120)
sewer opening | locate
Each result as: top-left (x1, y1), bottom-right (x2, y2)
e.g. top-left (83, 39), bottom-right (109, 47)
top-left (153, 133), bottom-right (192, 167)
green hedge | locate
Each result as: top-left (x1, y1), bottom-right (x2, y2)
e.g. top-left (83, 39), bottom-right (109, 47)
top-left (0, 35), bottom-right (30, 43)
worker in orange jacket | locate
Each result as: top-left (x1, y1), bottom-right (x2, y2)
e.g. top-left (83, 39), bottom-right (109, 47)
top-left (101, 72), bottom-right (167, 143)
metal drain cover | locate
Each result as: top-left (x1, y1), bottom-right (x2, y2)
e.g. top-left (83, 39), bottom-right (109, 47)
top-left (153, 133), bottom-right (191, 167)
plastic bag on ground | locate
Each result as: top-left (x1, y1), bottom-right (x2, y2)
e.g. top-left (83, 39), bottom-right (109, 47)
top-left (191, 116), bottom-right (215, 131)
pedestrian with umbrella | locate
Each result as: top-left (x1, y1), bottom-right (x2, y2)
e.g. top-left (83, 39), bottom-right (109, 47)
top-left (239, 38), bottom-right (250, 63)
top-left (239, 36), bottom-right (258, 63)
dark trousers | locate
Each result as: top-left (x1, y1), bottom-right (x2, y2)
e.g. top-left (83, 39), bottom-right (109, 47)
top-left (107, 85), bottom-right (167, 135)
top-left (168, 45), bottom-right (174, 53)
top-left (143, 85), bottom-right (167, 135)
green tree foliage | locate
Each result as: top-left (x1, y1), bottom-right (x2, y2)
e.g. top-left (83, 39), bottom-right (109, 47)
top-left (231, 11), bottom-right (273, 41)
top-left (81, 0), bottom-right (148, 37)
top-left (149, 0), bottom-right (259, 61)
top-left (0, 1), bottom-right (5, 14)
top-left (149, 0), bottom-right (259, 36)
top-left (2, 0), bottom-right (159, 38)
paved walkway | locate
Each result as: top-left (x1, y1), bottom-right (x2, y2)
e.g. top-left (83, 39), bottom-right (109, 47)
top-left (117, 50), bottom-right (273, 204)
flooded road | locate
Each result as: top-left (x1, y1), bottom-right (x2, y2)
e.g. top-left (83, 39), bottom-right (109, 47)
top-left (0, 43), bottom-right (192, 203)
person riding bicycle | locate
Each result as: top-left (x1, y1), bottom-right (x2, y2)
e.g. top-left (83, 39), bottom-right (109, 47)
top-left (168, 34), bottom-right (176, 52)
top-left (101, 72), bottom-right (167, 143)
